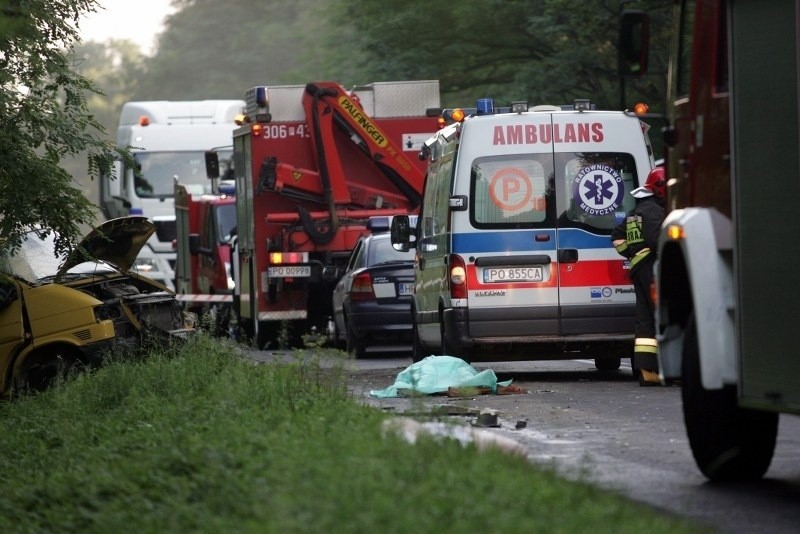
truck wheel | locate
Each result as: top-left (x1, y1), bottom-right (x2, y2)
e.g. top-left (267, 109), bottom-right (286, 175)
top-left (332, 320), bottom-right (345, 350)
top-left (682, 313), bottom-right (778, 481)
top-left (256, 322), bottom-right (279, 350)
top-left (15, 348), bottom-right (79, 394)
top-left (594, 357), bottom-right (622, 371)
top-left (411, 321), bottom-right (427, 363)
top-left (345, 319), bottom-right (367, 359)
top-left (239, 318), bottom-right (255, 346)
top-left (438, 308), bottom-right (451, 356)
top-left (440, 321), bottom-right (470, 364)
top-left (212, 304), bottom-right (231, 338)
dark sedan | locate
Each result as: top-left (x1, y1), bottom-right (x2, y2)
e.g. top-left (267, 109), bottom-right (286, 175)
top-left (331, 232), bottom-right (415, 358)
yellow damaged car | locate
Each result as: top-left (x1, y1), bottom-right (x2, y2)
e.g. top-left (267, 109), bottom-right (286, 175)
top-left (0, 216), bottom-right (194, 395)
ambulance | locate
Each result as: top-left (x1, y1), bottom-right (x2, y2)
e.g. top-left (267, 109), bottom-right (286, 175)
top-left (391, 99), bottom-right (656, 367)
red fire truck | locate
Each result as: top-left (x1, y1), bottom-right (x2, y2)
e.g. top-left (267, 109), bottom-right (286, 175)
top-left (622, 0), bottom-right (800, 481)
top-left (217, 80), bottom-right (440, 348)
top-left (174, 177), bottom-right (237, 335)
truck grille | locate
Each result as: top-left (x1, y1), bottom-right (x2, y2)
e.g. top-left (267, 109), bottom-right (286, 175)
top-left (73, 329), bottom-right (92, 341)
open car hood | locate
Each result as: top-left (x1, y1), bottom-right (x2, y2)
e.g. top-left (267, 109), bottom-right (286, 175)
top-left (58, 216), bottom-right (156, 278)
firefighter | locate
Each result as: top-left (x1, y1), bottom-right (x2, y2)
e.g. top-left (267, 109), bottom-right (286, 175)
top-left (612, 167), bottom-right (666, 386)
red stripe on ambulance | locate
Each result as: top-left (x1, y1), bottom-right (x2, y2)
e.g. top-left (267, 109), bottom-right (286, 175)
top-left (465, 259), bottom-right (628, 290)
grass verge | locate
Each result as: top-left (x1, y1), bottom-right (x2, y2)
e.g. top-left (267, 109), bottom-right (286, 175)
top-left (0, 335), bottom-right (707, 533)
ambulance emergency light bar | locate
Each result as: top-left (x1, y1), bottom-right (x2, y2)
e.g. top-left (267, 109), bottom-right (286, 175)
top-left (439, 98), bottom-right (597, 125)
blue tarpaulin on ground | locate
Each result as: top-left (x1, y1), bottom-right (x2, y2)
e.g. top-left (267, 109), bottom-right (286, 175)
top-left (369, 355), bottom-right (513, 398)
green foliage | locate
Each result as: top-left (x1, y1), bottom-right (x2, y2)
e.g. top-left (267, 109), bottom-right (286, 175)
top-left (0, 0), bottom-right (127, 255)
top-left (326, 0), bottom-right (671, 111)
top-left (0, 335), bottom-right (705, 532)
top-left (133, 0), bottom-right (332, 100)
top-left (127, 1), bottom-right (671, 151)
top-left (59, 40), bottom-right (147, 213)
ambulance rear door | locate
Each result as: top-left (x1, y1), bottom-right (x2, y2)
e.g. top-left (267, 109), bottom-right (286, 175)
top-left (456, 112), bottom-right (560, 339)
top-left (551, 112), bottom-right (643, 336)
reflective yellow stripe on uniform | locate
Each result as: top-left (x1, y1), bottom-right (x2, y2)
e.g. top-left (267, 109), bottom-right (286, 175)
top-left (625, 216), bottom-right (643, 244)
top-left (614, 241), bottom-right (629, 254)
top-left (634, 337), bottom-right (658, 354)
top-left (629, 247), bottom-right (651, 269)
top-left (634, 337), bottom-right (659, 375)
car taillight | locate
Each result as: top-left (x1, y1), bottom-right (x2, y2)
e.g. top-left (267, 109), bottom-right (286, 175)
top-left (448, 254), bottom-right (467, 299)
top-left (350, 272), bottom-right (375, 301)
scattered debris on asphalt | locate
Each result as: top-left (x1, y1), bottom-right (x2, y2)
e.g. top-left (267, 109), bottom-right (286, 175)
top-left (382, 417), bottom-right (528, 457)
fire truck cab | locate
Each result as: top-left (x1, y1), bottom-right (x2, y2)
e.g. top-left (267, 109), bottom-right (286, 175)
top-left (174, 180), bottom-right (237, 334)
top-left (623, 0), bottom-right (800, 481)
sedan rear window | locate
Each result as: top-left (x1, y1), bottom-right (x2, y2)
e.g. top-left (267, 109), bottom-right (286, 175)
top-left (367, 237), bottom-right (415, 266)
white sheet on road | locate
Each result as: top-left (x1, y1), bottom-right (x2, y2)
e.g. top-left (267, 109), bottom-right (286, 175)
top-left (369, 355), bottom-right (512, 398)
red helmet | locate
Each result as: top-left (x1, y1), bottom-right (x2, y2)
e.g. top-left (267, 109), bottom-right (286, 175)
top-left (631, 167), bottom-right (666, 198)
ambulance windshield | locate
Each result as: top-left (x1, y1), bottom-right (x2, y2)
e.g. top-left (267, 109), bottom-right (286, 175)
top-left (470, 154), bottom-right (553, 227)
top-left (468, 151), bottom-right (640, 232)
top-left (559, 152), bottom-right (638, 231)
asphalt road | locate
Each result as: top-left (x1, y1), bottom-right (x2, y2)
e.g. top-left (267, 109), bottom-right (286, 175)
top-left (250, 347), bottom-right (800, 533)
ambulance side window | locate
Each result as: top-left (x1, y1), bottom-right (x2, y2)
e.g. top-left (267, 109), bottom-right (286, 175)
top-left (558, 152), bottom-right (638, 232)
top-left (470, 154), bottom-right (554, 228)
top-left (432, 158), bottom-right (453, 235)
top-left (421, 162), bottom-right (438, 239)
top-left (420, 162), bottom-right (439, 240)
top-left (420, 154), bottom-right (454, 251)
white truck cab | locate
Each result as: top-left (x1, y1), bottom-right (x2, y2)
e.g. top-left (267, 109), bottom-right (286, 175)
top-left (101, 100), bottom-right (244, 290)
top-left (392, 99), bottom-right (655, 367)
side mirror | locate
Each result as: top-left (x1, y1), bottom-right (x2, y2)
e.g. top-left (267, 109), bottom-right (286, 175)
top-left (188, 234), bottom-right (201, 255)
top-left (619, 11), bottom-right (650, 76)
top-left (390, 215), bottom-right (412, 252)
top-left (205, 151), bottom-right (220, 179)
top-left (112, 195), bottom-right (132, 209)
top-left (662, 124), bottom-right (678, 148)
top-left (322, 266), bottom-right (343, 282)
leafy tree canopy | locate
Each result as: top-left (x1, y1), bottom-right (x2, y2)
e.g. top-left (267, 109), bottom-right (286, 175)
top-left (134, 0), bottom-right (332, 100)
top-left (326, 0), bottom-right (670, 111)
top-left (136, 0), bottom-right (669, 113)
top-left (0, 0), bottom-right (127, 256)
